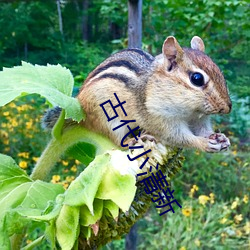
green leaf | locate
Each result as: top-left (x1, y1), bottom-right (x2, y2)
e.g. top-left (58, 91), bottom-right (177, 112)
top-left (3, 210), bottom-right (31, 237)
top-left (0, 182), bottom-right (32, 218)
top-left (27, 199), bottom-right (63, 222)
top-left (45, 220), bottom-right (56, 249)
top-left (0, 62), bottom-right (85, 122)
top-left (56, 205), bottom-right (80, 250)
top-left (20, 181), bottom-right (64, 213)
top-left (103, 200), bottom-right (119, 219)
top-left (52, 109), bottom-right (65, 139)
top-left (65, 142), bottom-right (96, 165)
top-left (0, 231), bottom-right (10, 250)
top-left (0, 154), bottom-right (65, 244)
top-left (79, 199), bottom-right (103, 226)
top-left (80, 226), bottom-right (92, 240)
top-left (0, 176), bottom-right (32, 201)
top-left (96, 166), bottom-right (136, 212)
top-left (64, 153), bottom-right (111, 213)
top-left (0, 181), bottom-right (64, 238)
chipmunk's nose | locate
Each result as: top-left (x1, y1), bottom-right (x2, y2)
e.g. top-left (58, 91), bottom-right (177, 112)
top-left (219, 101), bottom-right (232, 114)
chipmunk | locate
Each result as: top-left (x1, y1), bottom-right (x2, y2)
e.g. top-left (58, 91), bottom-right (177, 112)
top-left (44, 36), bottom-right (232, 153)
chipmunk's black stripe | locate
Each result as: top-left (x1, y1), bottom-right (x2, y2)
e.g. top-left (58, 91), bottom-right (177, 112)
top-left (91, 60), bottom-right (140, 79)
top-left (125, 48), bottom-right (154, 62)
top-left (96, 73), bottom-right (130, 85)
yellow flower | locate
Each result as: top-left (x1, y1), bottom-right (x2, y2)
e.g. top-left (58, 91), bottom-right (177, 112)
top-left (179, 247), bottom-right (186, 250)
top-left (3, 138), bottom-right (9, 145)
top-left (17, 105), bottom-right (30, 112)
top-left (189, 184), bottom-right (199, 197)
top-left (63, 182), bottom-right (69, 189)
top-left (66, 176), bottom-right (75, 182)
top-left (9, 102), bottom-right (16, 108)
top-left (235, 157), bottom-right (242, 163)
top-left (18, 152), bottom-right (29, 159)
top-left (19, 161), bottom-right (28, 169)
top-left (32, 157), bottom-right (39, 162)
top-left (62, 160), bottom-right (69, 166)
top-left (236, 229), bottom-right (242, 237)
top-left (0, 130), bottom-right (8, 138)
top-left (3, 111), bottom-right (9, 116)
top-left (182, 207), bottom-right (192, 217)
top-left (244, 221), bottom-right (250, 234)
top-left (221, 162), bottom-right (228, 167)
top-left (232, 150), bottom-right (237, 156)
top-left (234, 214), bottom-right (243, 224)
top-left (194, 238), bottom-right (201, 247)
top-left (220, 217), bottom-right (228, 224)
top-left (243, 195), bottom-right (248, 204)
top-left (231, 198), bottom-right (240, 209)
top-left (198, 195), bottom-right (210, 206)
top-left (221, 232), bottom-right (227, 238)
top-left (75, 159), bottom-right (81, 165)
top-left (51, 175), bottom-right (61, 183)
top-left (26, 121), bottom-right (33, 129)
top-left (11, 119), bottom-right (18, 127)
top-left (209, 193), bottom-right (215, 204)
top-left (4, 147), bottom-right (10, 152)
top-left (70, 165), bottom-right (77, 172)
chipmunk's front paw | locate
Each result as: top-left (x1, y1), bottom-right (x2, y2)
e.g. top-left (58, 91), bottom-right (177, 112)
top-left (126, 131), bottom-right (156, 147)
top-left (206, 133), bottom-right (230, 152)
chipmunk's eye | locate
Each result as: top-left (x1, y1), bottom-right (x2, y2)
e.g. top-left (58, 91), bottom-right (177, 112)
top-left (190, 72), bottom-right (204, 87)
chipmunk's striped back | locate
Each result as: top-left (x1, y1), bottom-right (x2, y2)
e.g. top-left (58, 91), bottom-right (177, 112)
top-left (83, 48), bottom-right (155, 89)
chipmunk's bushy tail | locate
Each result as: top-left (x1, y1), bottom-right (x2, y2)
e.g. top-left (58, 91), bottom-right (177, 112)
top-left (41, 106), bottom-right (62, 130)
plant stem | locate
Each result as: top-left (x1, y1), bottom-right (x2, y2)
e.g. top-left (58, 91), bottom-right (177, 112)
top-left (30, 125), bottom-right (118, 181)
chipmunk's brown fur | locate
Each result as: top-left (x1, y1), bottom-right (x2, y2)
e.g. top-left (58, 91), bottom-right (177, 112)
top-left (41, 36), bottom-right (231, 152)
top-left (77, 36), bottom-right (231, 152)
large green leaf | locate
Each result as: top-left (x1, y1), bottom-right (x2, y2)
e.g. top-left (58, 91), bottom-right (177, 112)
top-left (0, 62), bottom-right (85, 122)
top-left (20, 181), bottom-right (64, 213)
top-left (79, 199), bottom-right (103, 227)
top-left (64, 151), bottom-right (137, 214)
top-left (0, 154), bottom-right (65, 248)
top-left (56, 205), bottom-right (80, 250)
top-left (96, 166), bottom-right (136, 212)
top-left (64, 153), bottom-right (110, 213)
top-left (0, 176), bottom-right (31, 201)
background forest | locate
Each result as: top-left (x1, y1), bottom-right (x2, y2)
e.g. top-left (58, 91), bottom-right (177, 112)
top-left (0, 0), bottom-right (249, 249)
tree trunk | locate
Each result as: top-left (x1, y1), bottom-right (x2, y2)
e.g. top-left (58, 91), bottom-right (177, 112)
top-left (125, 223), bottom-right (137, 250)
top-left (82, 0), bottom-right (89, 41)
top-left (128, 0), bottom-right (142, 49)
top-left (56, 0), bottom-right (63, 36)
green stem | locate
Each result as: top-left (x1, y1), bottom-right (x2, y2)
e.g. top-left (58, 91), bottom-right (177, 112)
top-left (30, 126), bottom-right (118, 181)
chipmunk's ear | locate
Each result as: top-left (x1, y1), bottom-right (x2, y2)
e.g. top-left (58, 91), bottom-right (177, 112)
top-left (191, 36), bottom-right (205, 52)
top-left (162, 36), bottom-right (184, 63)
